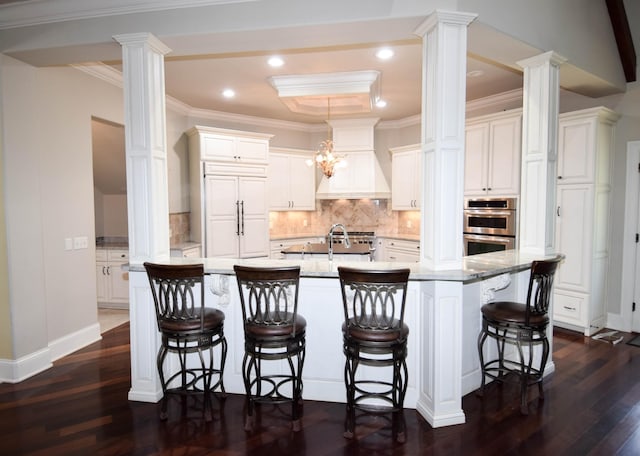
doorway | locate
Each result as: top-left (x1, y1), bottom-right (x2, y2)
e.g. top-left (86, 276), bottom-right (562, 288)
top-left (622, 141), bottom-right (640, 332)
top-left (91, 117), bottom-right (130, 332)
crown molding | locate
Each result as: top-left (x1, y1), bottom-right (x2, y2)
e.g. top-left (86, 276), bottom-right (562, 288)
top-left (465, 88), bottom-right (523, 117)
top-left (0, 0), bottom-right (252, 30)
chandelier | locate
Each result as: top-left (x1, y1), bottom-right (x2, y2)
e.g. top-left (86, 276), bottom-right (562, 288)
top-left (307, 98), bottom-right (345, 178)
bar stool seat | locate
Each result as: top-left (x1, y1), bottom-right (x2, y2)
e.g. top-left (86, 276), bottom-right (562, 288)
top-left (338, 266), bottom-right (411, 443)
top-left (477, 258), bottom-right (561, 415)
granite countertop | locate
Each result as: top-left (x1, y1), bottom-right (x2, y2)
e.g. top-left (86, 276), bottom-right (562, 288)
top-left (96, 237), bottom-right (129, 249)
top-left (282, 243), bottom-right (371, 255)
top-left (128, 250), bottom-right (564, 283)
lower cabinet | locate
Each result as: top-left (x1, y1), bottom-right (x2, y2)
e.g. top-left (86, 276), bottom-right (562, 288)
top-left (170, 243), bottom-right (202, 258)
top-left (380, 238), bottom-right (420, 262)
top-left (96, 249), bottom-right (129, 309)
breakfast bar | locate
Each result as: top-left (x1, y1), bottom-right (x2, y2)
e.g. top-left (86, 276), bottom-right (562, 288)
top-left (127, 250), bottom-right (560, 428)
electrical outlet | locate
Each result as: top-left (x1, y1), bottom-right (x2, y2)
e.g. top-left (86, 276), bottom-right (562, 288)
top-left (407, 220), bottom-right (412, 228)
top-left (303, 219), bottom-right (308, 227)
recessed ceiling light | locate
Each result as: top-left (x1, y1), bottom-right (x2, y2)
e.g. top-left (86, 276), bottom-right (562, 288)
top-left (467, 70), bottom-right (484, 78)
top-left (268, 56), bottom-right (284, 67)
top-left (376, 48), bottom-right (394, 60)
top-left (222, 88), bottom-right (235, 98)
top-left (376, 99), bottom-right (387, 108)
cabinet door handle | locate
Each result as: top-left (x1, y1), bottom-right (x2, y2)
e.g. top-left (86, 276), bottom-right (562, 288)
top-left (106, 266), bottom-right (111, 276)
top-left (557, 206), bottom-right (561, 217)
top-left (241, 200), bottom-right (245, 235)
top-left (236, 200), bottom-right (240, 235)
top-left (558, 175), bottom-right (563, 179)
top-left (482, 187), bottom-right (486, 191)
top-left (563, 305), bottom-right (576, 311)
top-left (102, 266), bottom-right (106, 275)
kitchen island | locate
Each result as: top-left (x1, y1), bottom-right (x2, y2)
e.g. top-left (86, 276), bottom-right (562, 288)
top-left (127, 250), bottom-right (562, 428)
top-left (281, 242), bottom-right (373, 261)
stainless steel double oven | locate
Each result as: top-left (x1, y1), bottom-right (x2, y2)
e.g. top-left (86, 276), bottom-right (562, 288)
top-left (463, 197), bottom-right (517, 256)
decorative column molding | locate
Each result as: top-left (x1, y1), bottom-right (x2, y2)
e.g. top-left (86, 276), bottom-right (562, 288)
top-left (113, 32), bottom-right (172, 266)
top-left (412, 12), bottom-right (475, 427)
top-left (517, 51), bottom-right (567, 255)
top-left (414, 10), bottom-right (477, 270)
top-left (113, 32), bottom-right (171, 403)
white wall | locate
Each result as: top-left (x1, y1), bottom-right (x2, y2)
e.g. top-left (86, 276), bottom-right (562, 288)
top-left (102, 194), bottom-right (128, 237)
top-left (1, 56), bottom-right (130, 358)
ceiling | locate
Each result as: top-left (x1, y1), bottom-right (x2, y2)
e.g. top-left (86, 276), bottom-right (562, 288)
top-left (152, 40), bottom-right (524, 124)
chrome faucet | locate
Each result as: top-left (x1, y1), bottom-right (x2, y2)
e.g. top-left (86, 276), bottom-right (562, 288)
top-left (328, 223), bottom-right (351, 261)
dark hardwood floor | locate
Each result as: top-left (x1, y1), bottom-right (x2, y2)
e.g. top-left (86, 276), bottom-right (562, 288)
top-left (2, 323), bottom-right (640, 455)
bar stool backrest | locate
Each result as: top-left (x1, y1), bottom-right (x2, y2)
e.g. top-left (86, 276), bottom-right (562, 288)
top-left (338, 267), bottom-right (410, 332)
top-left (525, 258), bottom-right (562, 324)
top-left (144, 262), bottom-right (206, 333)
top-left (234, 265), bottom-right (301, 334)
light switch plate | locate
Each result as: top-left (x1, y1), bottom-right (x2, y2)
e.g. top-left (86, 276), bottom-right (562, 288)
top-left (64, 238), bottom-right (73, 251)
top-left (73, 236), bottom-right (89, 249)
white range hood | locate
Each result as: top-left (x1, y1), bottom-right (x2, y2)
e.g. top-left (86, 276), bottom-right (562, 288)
top-left (315, 118), bottom-right (391, 200)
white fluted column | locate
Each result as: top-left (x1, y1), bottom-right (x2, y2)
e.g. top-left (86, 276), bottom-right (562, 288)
top-left (517, 51), bottom-right (566, 255)
top-left (413, 10), bottom-right (476, 428)
top-left (113, 32), bottom-right (171, 403)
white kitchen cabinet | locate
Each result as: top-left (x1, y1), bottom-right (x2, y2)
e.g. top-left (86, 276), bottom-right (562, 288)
top-left (268, 148), bottom-right (316, 211)
top-left (553, 107), bottom-right (619, 336)
top-left (390, 144), bottom-right (421, 210)
top-left (381, 238), bottom-right (420, 262)
top-left (188, 126), bottom-right (272, 259)
top-left (188, 126), bottom-right (270, 164)
top-left (96, 249), bottom-right (129, 309)
top-left (464, 109), bottom-right (522, 197)
top-left (170, 243), bottom-right (201, 258)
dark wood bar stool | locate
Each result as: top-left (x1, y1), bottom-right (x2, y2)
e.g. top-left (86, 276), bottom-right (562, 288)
top-left (338, 266), bottom-right (411, 443)
top-left (477, 257), bottom-right (562, 414)
top-left (233, 265), bottom-right (306, 432)
top-left (144, 262), bottom-right (227, 421)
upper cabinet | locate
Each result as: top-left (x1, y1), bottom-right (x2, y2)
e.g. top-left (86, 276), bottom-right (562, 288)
top-left (188, 125), bottom-right (270, 164)
top-left (390, 144), bottom-right (421, 210)
top-left (268, 147), bottom-right (316, 211)
top-left (464, 109), bottom-right (522, 197)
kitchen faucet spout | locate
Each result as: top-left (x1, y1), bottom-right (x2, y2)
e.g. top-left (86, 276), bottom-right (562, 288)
top-left (328, 223), bottom-right (350, 261)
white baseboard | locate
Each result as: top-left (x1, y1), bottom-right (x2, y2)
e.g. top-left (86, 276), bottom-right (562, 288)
top-left (0, 347), bottom-right (52, 383)
top-left (49, 323), bottom-right (102, 361)
top-left (0, 323), bottom-right (102, 384)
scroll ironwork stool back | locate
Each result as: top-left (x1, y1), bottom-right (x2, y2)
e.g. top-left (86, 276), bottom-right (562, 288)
top-left (233, 265), bottom-right (306, 432)
top-left (477, 257), bottom-right (562, 414)
top-left (144, 262), bottom-right (227, 421)
top-left (338, 266), bottom-right (411, 443)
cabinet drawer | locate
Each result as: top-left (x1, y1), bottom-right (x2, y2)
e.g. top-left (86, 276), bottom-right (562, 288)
top-left (553, 289), bottom-right (586, 326)
top-left (386, 239), bottom-right (420, 251)
top-left (108, 250), bottom-right (129, 262)
top-left (96, 249), bottom-right (107, 261)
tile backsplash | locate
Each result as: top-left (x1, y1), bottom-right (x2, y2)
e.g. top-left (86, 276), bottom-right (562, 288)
top-left (170, 212), bottom-right (191, 245)
top-left (269, 200), bottom-right (420, 237)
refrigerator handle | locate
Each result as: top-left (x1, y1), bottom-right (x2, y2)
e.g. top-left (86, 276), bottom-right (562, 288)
top-left (236, 200), bottom-right (240, 235)
top-left (241, 200), bottom-right (245, 235)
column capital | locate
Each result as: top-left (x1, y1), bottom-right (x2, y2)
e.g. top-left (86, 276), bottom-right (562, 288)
top-left (113, 32), bottom-right (172, 55)
top-left (517, 51), bottom-right (567, 70)
top-left (413, 9), bottom-right (477, 37)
